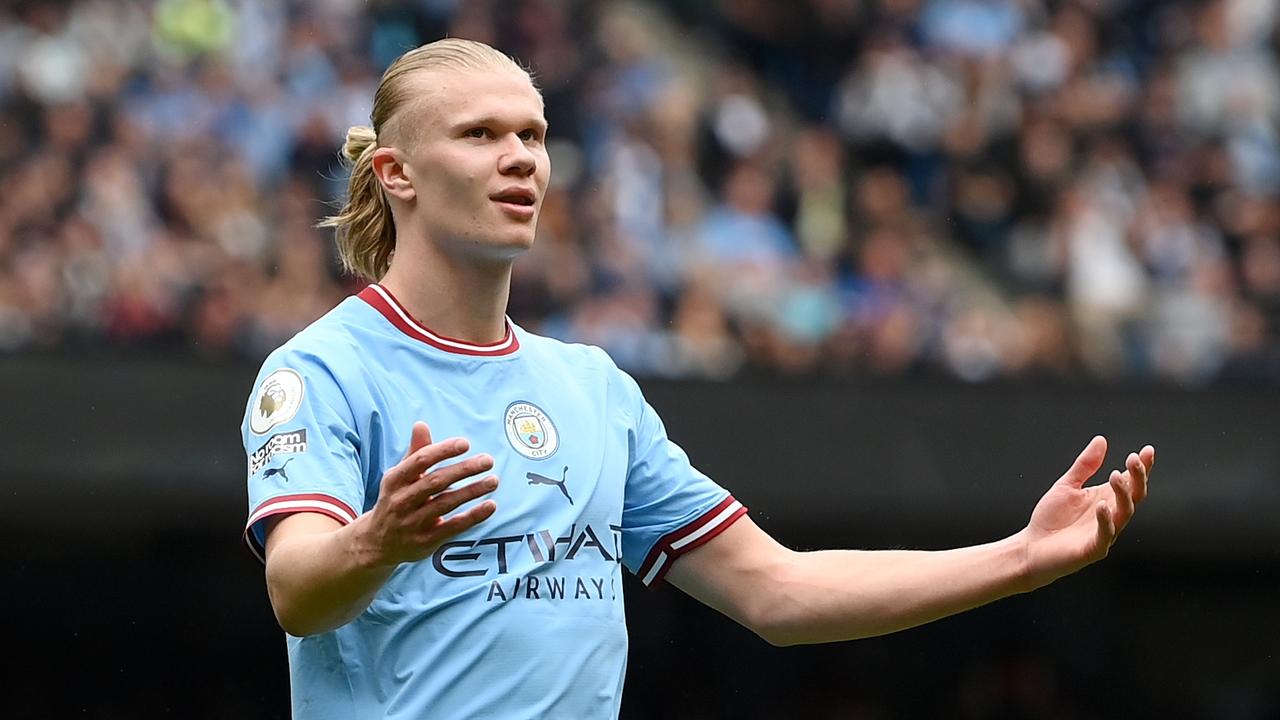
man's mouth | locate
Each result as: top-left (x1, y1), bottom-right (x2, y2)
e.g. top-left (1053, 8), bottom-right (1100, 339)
top-left (491, 189), bottom-right (536, 206)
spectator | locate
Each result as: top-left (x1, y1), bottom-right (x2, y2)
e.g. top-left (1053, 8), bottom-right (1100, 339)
top-left (0, 0), bottom-right (1276, 384)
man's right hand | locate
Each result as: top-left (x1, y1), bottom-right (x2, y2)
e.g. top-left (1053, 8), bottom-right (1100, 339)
top-left (262, 421), bottom-right (499, 636)
top-left (354, 421), bottom-right (500, 568)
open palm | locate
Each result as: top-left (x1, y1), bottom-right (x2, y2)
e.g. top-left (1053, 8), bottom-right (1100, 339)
top-left (1021, 436), bottom-right (1154, 590)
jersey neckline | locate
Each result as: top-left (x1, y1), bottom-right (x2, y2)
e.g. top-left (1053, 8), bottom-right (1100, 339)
top-left (357, 284), bottom-right (521, 357)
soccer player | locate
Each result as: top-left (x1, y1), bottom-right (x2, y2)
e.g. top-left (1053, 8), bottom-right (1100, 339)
top-left (241, 38), bottom-right (1155, 719)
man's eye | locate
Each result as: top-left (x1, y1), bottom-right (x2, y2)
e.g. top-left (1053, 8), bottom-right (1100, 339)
top-left (466, 128), bottom-right (490, 139)
top-left (518, 129), bottom-right (540, 142)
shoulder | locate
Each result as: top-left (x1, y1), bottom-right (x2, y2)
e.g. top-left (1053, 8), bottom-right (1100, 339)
top-left (276, 296), bottom-right (373, 361)
top-left (243, 299), bottom-right (377, 434)
top-left (513, 325), bottom-right (620, 374)
top-left (252, 297), bottom-right (374, 392)
top-left (514, 325), bottom-right (646, 405)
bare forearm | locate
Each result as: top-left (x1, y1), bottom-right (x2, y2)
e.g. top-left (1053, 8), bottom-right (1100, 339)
top-left (759, 534), bottom-right (1030, 646)
top-left (265, 515), bottom-right (396, 637)
top-left (673, 440), bottom-right (1152, 648)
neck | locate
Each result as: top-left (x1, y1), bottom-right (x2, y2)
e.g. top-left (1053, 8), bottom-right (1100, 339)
top-left (379, 240), bottom-right (514, 345)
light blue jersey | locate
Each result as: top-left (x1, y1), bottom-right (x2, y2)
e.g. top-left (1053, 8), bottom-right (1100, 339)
top-left (241, 284), bottom-right (747, 719)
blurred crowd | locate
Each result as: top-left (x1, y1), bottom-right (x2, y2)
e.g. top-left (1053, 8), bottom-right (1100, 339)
top-left (1, 0), bottom-right (1278, 383)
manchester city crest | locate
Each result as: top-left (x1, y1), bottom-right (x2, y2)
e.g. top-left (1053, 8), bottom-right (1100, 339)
top-left (504, 401), bottom-right (559, 459)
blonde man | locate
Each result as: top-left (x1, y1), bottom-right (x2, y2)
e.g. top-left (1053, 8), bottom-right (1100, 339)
top-left (241, 38), bottom-right (1154, 719)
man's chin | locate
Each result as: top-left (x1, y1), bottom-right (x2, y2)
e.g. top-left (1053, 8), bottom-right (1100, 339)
top-left (432, 222), bottom-right (538, 263)
top-left (462, 230), bottom-right (537, 263)
top-left (494, 227), bottom-right (537, 253)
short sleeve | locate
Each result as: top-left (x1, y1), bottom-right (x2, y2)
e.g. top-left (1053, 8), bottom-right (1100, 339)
top-left (241, 348), bottom-right (365, 563)
top-left (617, 372), bottom-right (747, 586)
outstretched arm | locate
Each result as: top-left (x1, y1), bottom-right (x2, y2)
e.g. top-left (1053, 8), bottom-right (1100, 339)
top-left (667, 436), bottom-right (1153, 647)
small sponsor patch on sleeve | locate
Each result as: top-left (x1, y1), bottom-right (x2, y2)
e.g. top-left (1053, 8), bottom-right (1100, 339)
top-left (250, 368), bottom-right (304, 435)
top-left (248, 429), bottom-right (309, 475)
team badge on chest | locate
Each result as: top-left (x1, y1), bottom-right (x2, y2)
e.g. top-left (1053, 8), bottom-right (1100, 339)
top-left (504, 401), bottom-right (559, 459)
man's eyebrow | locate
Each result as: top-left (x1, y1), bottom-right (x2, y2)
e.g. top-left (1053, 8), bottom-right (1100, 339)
top-left (451, 115), bottom-right (549, 131)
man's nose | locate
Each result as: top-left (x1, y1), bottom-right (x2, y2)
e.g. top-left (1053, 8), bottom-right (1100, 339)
top-left (499, 135), bottom-right (537, 176)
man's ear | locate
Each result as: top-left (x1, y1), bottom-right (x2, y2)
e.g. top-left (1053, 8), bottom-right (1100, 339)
top-left (371, 147), bottom-right (415, 203)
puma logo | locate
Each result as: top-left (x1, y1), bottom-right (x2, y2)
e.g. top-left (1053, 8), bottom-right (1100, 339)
top-left (263, 458), bottom-right (294, 482)
top-left (526, 466), bottom-right (573, 505)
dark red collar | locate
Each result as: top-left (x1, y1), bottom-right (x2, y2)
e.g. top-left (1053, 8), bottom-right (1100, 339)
top-left (357, 284), bottom-right (520, 357)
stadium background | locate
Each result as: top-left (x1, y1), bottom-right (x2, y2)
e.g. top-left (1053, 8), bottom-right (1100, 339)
top-left (1, 0), bottom-right (1277, 717)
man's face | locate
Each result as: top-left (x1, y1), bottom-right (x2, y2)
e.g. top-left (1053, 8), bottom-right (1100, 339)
top-left (392, 67), bottom-right (551, 260)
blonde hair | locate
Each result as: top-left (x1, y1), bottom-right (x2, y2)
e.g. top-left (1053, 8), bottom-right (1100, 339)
top-left (319, 38), bottom-right (535, 281)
